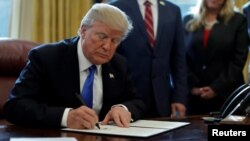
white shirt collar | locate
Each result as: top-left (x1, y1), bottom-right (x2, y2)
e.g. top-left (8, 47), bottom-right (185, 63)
top-left (138, 0), bottom-right (157, 6)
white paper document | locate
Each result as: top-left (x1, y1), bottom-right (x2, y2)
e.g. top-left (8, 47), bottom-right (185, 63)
top-left (62, 120), bottom-right (190, 138)
top-left (10, 137), bottom-right (77, 141)
top-left (130, 120), bottom-right (190, 129)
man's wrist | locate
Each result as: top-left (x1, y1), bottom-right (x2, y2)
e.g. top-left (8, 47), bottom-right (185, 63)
top-left (61, 108), bottom-right (72, 127)
top-left (111, 104), bottom-right (134, 122)
top-left (111, 104), bottom-right (129, 111)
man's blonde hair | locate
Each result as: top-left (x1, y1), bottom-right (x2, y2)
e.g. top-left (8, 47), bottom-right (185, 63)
top-left (78, 3), bottom-right (133, 40)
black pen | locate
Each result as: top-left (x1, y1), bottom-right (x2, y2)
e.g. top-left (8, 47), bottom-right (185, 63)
top-left (75, 93), bottom-right (101, 129)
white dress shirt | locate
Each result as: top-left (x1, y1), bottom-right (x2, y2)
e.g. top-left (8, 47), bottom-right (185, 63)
top-left (61, 39), bottom-right (103, 127)
top-left (77, 39), bottom-right (103, 115)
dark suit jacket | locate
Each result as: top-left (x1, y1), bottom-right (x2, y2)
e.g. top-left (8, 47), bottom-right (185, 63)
top-left (243, 2), bottom-right (250, 38)
top-left (111, 0), bottom-right (187, 117)
top-left (183, 13), bottom-right (249, 114)
top-left (3, 37), bottom-right (146, 128)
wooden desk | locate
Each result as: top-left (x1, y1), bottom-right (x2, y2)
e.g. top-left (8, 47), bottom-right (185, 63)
top-left (0, 116), bottom-right (208, 141)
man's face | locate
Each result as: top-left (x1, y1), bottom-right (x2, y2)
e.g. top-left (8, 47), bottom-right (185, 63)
top-left (79, 21), bottom-right (123, 65)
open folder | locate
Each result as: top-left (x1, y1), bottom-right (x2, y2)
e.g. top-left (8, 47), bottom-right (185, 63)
top-left (62, 120), bottom-right (190, 138)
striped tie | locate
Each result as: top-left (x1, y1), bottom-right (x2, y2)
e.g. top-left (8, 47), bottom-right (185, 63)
top-left (144, 0), bottom-right (154, 47)
top-left (82, 65), bottom-right (96, 108)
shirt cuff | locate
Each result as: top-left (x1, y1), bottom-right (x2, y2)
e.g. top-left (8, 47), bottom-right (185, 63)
top-left (111, 104), bottom-right (129, 111)
top-left (61, 108), bottom-right (72, 127)
top-left (111, 104), bottom-right (134, 122)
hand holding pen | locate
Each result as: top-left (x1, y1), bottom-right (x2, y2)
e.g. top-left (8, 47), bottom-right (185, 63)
top-left (66, 93), bottom-right (100, 129)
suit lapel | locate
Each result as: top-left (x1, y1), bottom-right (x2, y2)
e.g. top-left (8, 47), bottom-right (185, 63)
top-left (155, 0), bottom-right (166, 48)
top-left (101, 63), bottom-right (117, 107)
top-left (101, 63), bottom-right (116, 88)
top-left (63, 37), bottom-right (81, 94)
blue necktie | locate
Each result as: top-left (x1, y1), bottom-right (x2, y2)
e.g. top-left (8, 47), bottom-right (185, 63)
top-left (82, 65), bottom-right (96, 108)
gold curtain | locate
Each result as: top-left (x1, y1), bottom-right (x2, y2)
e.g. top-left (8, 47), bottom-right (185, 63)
top-left (32, 0), bottom-right (93, 43)
top-left (10, 0), bottom-right (34, 40)
top-left (234, 0), bottom-right (248, 8)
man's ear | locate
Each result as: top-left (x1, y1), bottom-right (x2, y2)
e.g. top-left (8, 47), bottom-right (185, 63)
top-left (81, 26), bottom-right (88, 35)
top-left (79, 26), bottom-right (87, 38)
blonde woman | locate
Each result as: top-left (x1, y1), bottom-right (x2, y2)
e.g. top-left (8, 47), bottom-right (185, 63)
top-left (183, 0), bottom-right (250, 115)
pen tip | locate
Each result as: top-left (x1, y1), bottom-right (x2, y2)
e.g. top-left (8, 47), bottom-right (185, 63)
top-left (96, 123), bottom-right (101, 129)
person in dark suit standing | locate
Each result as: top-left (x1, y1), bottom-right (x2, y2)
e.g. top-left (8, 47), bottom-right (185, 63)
top-left (242, 1), bottom-right (250, 83)
top-left (110, 0), bottom-right (188, 118)
top-left (243, 1), bottom-right (250, 38)
top-left (183, 0), bottom-right (250, 115)
top-left (3, 3), bottom-right (146, 129)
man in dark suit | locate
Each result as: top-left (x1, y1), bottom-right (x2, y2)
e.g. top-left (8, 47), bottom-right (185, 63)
top-left (242, 1), bottom-right (250, 83)
top-left (243, 1), bottom-right (250, 38)
top-left (3, 3), bottom-right (145, 129)
top-left (110, 0), bottom-right (188, 118)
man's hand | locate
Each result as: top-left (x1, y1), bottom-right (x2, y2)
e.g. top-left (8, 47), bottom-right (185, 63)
top-left (171, 103), bottom-right (186, 118)
top-left (191, 87), bottom-right (202, 96)
top-left (199, 86), bottom-right (216, 99)
top-left (102, 106), bottom-right (132, 128)
top-left (67, 106), bottom-right (98, 129)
